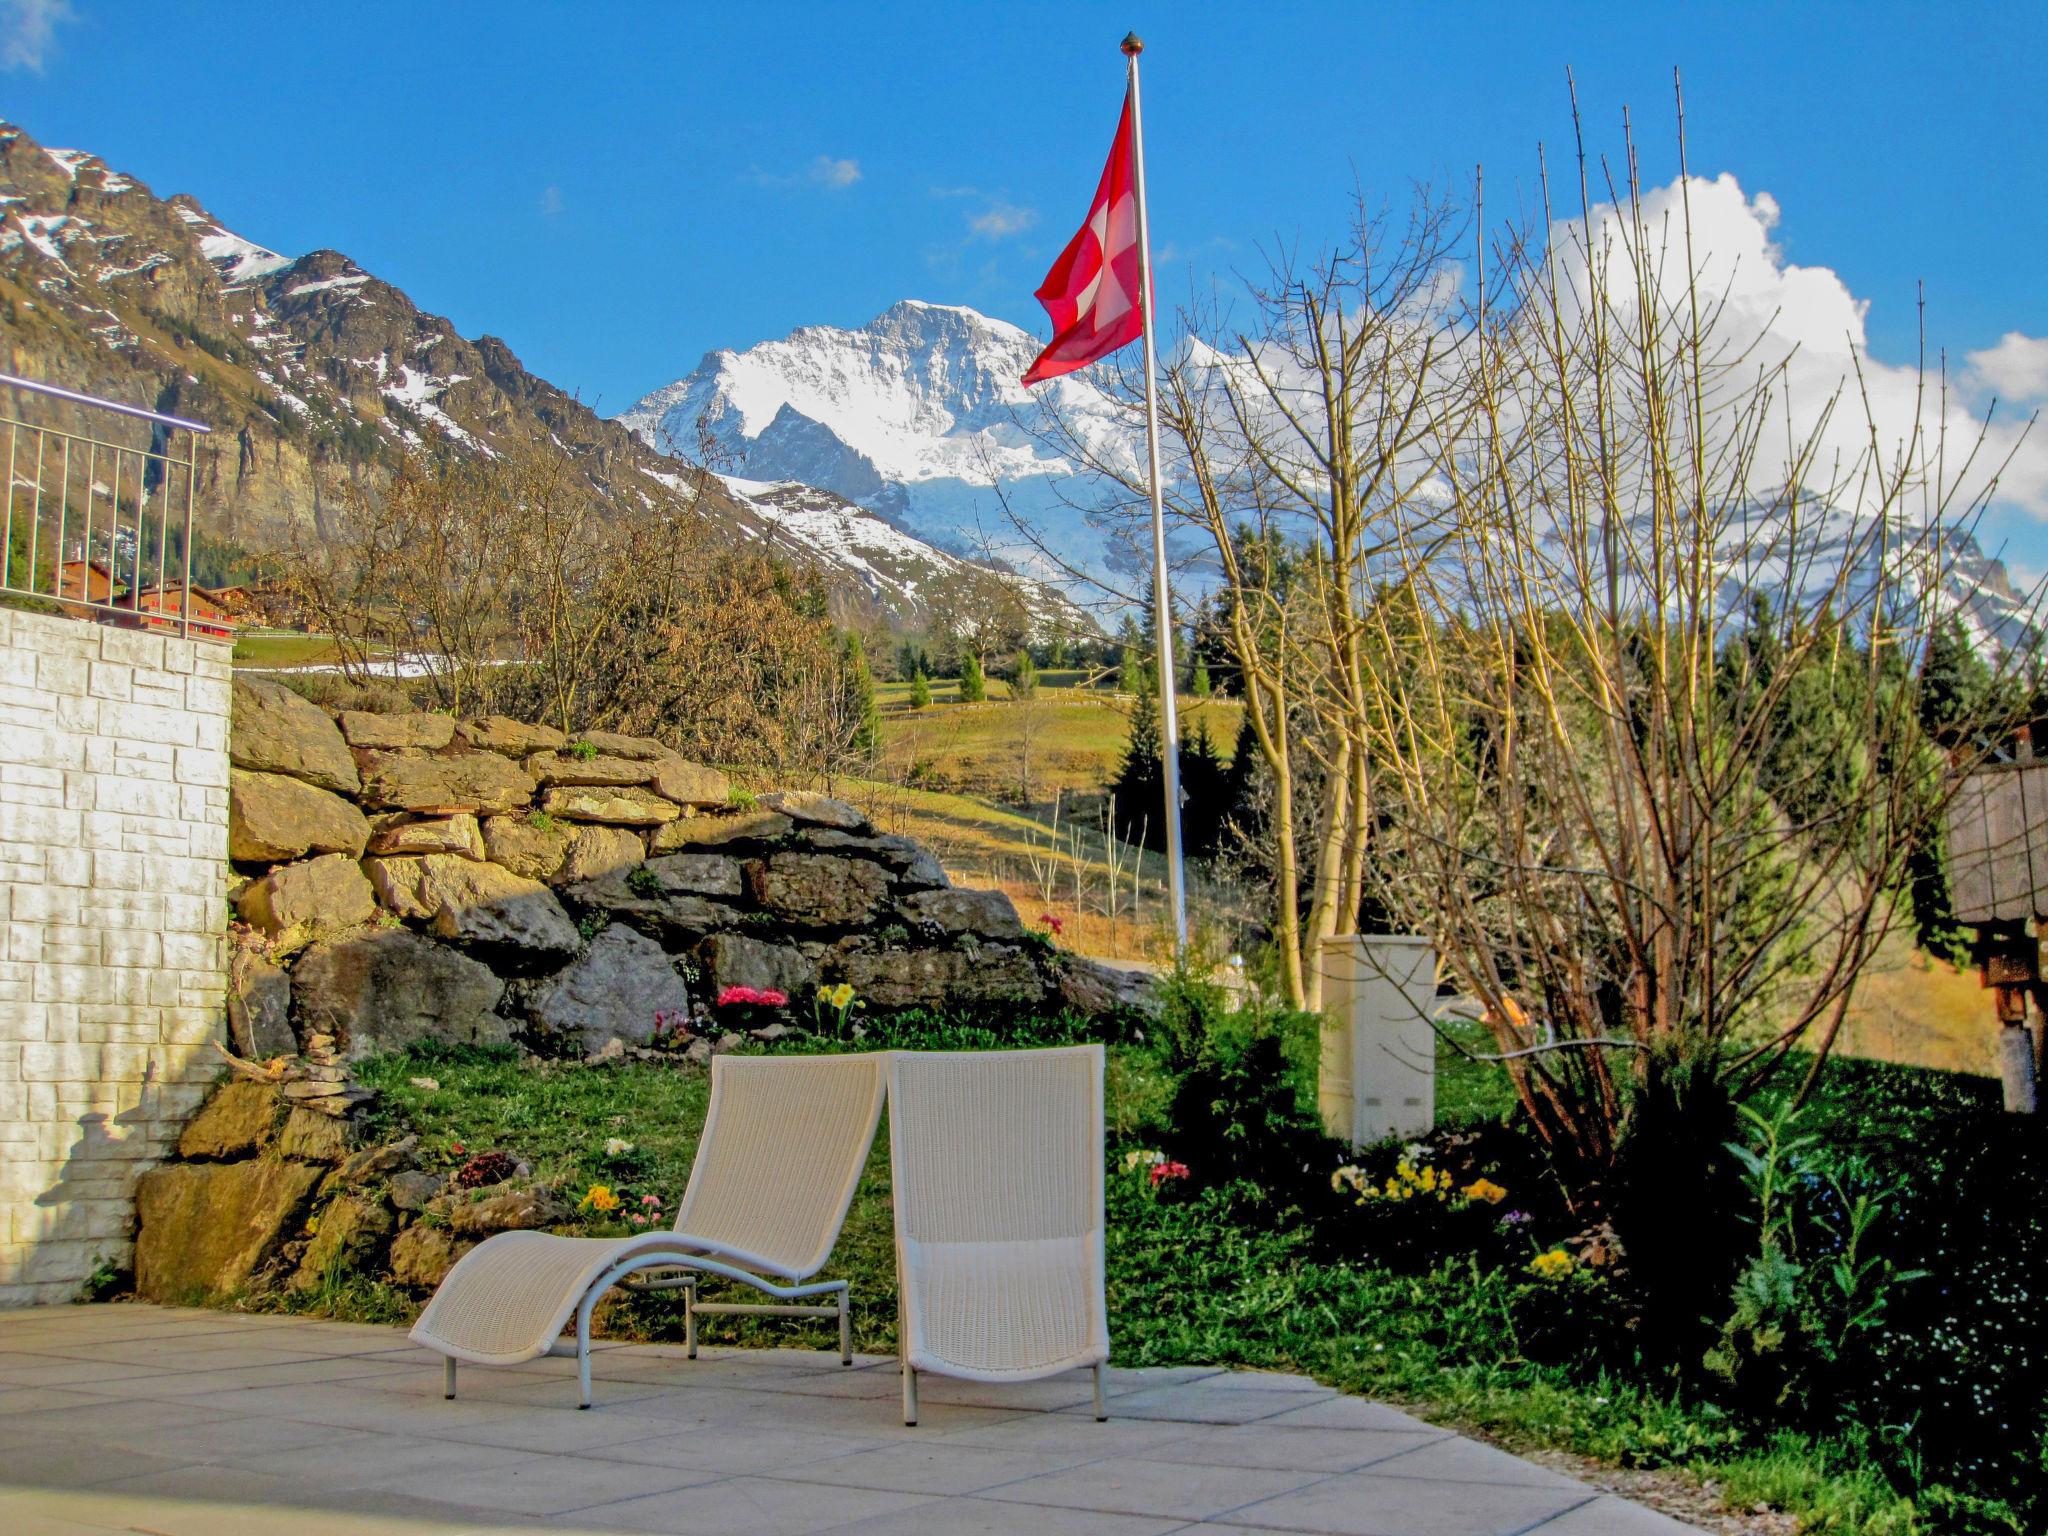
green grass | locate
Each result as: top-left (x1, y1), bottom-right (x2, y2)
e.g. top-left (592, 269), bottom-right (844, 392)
top-left (232, 630), bottom-right (349, 669)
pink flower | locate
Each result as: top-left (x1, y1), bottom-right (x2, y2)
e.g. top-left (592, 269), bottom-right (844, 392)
top-left (1149, 1161), bottom-right (1190, 1187)
top-left (1038, 914), bottom-right (1065, 937)
top-left (716, 986), bottom-right (789, 1008)
top-left (641, 1194), bottom-right (662, 1207)
top-left (630, 1213), bottom-right (648, 1225)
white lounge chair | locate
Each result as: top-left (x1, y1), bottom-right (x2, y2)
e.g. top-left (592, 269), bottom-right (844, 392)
top-left (887, 1044), bottom-right (1109, 1425)
top-left (410, 1050), bottom-right (886, 1408)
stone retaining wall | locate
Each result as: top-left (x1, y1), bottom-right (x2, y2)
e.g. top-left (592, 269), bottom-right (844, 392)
top-left (0, 608), bottom-right (231, 1306)
top-left (223, 683), bottom-right (1117, 1066)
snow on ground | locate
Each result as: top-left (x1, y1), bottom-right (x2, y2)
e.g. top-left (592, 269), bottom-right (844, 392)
top-left (173, 204), bottom-right (294, 286)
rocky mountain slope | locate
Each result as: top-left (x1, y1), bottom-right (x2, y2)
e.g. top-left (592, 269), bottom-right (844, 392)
top-left (621, 300), bottom-right (1147, 597)
top-left (0, 120), bottom-right (1076, 636)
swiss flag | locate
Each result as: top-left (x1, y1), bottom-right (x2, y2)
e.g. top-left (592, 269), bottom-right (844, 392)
top-left (1021, 90), bottom-right (1146, 386)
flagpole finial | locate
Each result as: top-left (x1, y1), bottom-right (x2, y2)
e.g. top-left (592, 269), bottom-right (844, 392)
top-left (1120, 31), bottom-right (1144, 56)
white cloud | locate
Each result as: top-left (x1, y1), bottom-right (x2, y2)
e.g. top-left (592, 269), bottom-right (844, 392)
top-left (2, 0), bottom-right (73, 73)
top-left (1547, 170), bottom-right (2048, 520)
top-left (1968, 331), bottom-right (2048, 404)
top-left (809, 155), bottom-right (860, 189)
top-left (747, 155), bottom-right (861, 192)
top-left (967, 198), bottom-right (1036, 240)
top-left (538, 185), bottom-right (563, 218)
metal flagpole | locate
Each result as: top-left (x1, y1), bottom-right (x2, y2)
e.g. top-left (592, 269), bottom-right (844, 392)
top-left (1121, 31), bottom-right (1188, 954)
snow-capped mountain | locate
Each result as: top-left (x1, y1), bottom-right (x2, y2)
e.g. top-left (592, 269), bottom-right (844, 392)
top-left (717, 476), bottom-right (1093, 638)
top-left (1, 119), bottom-right (1088, 637)
top-left (620, 301), bottom-right (1146, 597)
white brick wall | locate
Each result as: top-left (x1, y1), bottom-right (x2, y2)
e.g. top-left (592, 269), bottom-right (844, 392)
top-left (0, 608), bottom-right (229, 1306)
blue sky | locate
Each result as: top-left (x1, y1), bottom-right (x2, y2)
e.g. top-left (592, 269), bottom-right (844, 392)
top-left (8, 0), bottom-right (2048, 568)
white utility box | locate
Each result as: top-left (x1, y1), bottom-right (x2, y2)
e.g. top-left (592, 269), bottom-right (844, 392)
top-left (1316, 934), bottom-right (1437, 1148)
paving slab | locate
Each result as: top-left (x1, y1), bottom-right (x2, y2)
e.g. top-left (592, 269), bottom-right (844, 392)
top-left (0, 1303), bottom-right (1699, 1534)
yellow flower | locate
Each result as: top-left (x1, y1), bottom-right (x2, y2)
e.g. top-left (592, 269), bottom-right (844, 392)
top-left (1331, 1165), bottom-right (1363, 1194)
top-left (1463, 1178), bottom-right (1508, 1205)
top-left (825, 983), bottom-right (857, 1010)
top-left (580, 1184), bottom-right (620, 1213)
top-left (1528, 1248), bottom-right (1574, 1282)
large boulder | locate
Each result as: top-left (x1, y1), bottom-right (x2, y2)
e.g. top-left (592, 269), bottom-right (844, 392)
top-left (541, 784), bottom-right (681, 825)
top-left (529, 925), bottom-right (689, 1054)
top-left (289, 1195), bottom-right (394, 1291)
top-left (700, 932), bottom-right (814, 999)
top-left (898, 886), bottom-right (1025, 941)
top-left (230, 676), bottom-right (359, 795)
top-left (292, 928), bottom-right (510, 1059)
top-left (390, 1224), bottom-right (471, 1289)
top-left (276, 1107), bottom-right (355, 1162)
top-left (649, 758), bottom-right (732, 807)
top-left (575, 729), bottom-right (671, 761)
top-left (749, 852), bottom-right (890, 928)
top-left (360, 752), bottom-right (536, 815)
top-left (458, 716), bottom-right (566, 756)
top-left (481, 813), bottom-right (576, 881)
top-left (340, 711), bottom-right (457, 751)
top-left (1058, 956), bottom-right (1162, 1017)
top-left (363, 854), bottom-right (580, 967)
top-left (839, 944), bottom-right (1050, 1009)
top-left (760, 791), bottom-right (867, 831)
top-left (366, 813), bottom-right (485, 860)
top-left (134, 1160), bottom-right (326, 1302)
top-left (176, 1080), bottom-right (282, 1161)
top-left (228, 769), bottom-right (370, 863)
top-left (649, 808), bottom-right (792, 851)
top-left (556, 825), bottom-right (647, 885)
top-left (528, 751), bottom-right (656, 788)
top-left (808, 830), bottom-right (949, 890)
top-left (236, 854), bottom-right (377, 951)
top-left (441, 1185), bottom-right (573, 1237)
top-left (226, 947), bottom-right (295, 1060)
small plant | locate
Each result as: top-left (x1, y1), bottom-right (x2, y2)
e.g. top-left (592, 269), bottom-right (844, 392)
top-left (529, 809), bottom-right (558, 832)
top-left (811, 982), bottom-right (859, 1038)
top-left (715, 984), bottom-right (788, 1029)
top-left (576, 912), bottom-right (608, 942)
top-left (453, 1150), bottom-right (519, 1189)
top-left (625, 863), bottom-right (665, 899)
top-left (649, 1009), bottom-right (693, 1052)
top-left (568, 739), bottom-right (600, 762)
top-left (726, 786), bottom-right (759, 811)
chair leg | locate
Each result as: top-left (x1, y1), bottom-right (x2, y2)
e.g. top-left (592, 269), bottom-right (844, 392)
top-left (1092, 1361), bottom-right (1107, 1422)
top-left (902, 1362), bottom-right (918, 1426)
top-left (575, 1288), bottom-right (598, 1409)
top-left (839, 1287), bottom-right (852, 1366)
top-left (443, 1357), bottom-right (456, 1401)
top-left (685, 1280), bottom-right (698, 1361)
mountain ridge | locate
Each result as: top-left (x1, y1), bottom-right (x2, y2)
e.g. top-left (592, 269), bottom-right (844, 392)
top-left (0, 121), bottom-right (1084, 637)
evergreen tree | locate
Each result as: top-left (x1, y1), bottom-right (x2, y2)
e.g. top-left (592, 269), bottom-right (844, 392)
top-left (1115, 613), bottom-right (1146, 695)
top-left (1109, 685), bottom-right (1164, 847)
top-left (1011, 649), bottom-right (1038, 699)
top-left (959, 650), bottom-right (986, 703)
top-left (908, 669), bottom-right (931, 709)
top-left (1191, 659), bottom-right (1212, 698)
top-left (841, 633), bottom-right (881, 764)
top-left (1178, 716), bottom-right (1228, 857)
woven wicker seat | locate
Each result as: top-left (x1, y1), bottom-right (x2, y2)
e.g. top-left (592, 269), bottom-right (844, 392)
top-left (410, 1051), bottom-right (886, 1407)
top-left (887, 1044), bottom-right (1109, 1424)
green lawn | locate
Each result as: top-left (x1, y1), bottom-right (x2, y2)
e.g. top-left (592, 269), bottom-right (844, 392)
top-left (232, 630), bottom-right (350, 669)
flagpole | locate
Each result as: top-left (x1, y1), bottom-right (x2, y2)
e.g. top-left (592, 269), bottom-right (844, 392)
top-left (1121, 32), bottom-right (1189, 957)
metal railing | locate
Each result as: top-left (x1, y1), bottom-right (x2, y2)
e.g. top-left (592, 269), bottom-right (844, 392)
top-left (0, 371), bottom-right (215, 639)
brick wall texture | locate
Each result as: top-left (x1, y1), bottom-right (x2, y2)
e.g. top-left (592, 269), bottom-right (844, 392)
top-left (0, 608), bottom-right (229, 1306)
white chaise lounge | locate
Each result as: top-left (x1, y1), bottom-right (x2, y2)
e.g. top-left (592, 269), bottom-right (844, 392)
top-left (887, 1044), bottom-right (1109, 1425)
top-left (410, 1050), bottom-right (886, 1408)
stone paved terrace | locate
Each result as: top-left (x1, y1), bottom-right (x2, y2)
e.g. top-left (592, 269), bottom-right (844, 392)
top-left (0, 1305), bottom-right (1691, 1535)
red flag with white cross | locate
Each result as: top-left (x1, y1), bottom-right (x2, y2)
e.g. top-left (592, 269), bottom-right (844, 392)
top-left (1020, 89), bottom-right (1146, 386)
